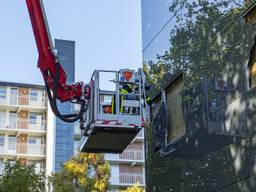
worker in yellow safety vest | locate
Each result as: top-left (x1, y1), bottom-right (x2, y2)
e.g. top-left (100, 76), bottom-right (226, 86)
top-left (111, 84), bottom-right (133, 114)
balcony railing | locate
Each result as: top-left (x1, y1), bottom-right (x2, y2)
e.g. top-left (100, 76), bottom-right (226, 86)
top-left (105, 149), bottom-right (144, 161)
top-left (119, 173), bottom-right (144, 185)
top-left (0, 142), bottom-right (46, 156)
top-left (0, 94), bottom-right (46, 107)
top-left (0, 118), bottom-right (46, 132)
top-left (119, 149), bottom-right (144, 161)
top-left (110, 173), bottom-right (144, 185)
top-left (27, 163), bottom-right (45, 173)
top-left (0, 163), bottom-right (45, 174)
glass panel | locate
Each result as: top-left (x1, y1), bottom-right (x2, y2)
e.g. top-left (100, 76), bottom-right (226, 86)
top-left (29, 113), bottom-right (37, 124)
top-left (8, 136), bottom-right (16, 151)
top-left (9, 112), bottom-right (17, 129)
top-left (29, 138), bottom-right (36, 144)
top-left (29, 89), bottom-right (38, 101)
top-left (0, 135), bottom-right (4, 146)
top-left (142, 0), bottom-right (254, 191)
top-left (0, 111), bottom-right (5, 127)
top-left (0, 87), bottom-right (6, 100)
top-left (99, 72), bottom-right (116, 91)
top-left (29, 137), bottom-right (41, 145)
top-left (10, 88), bottom-right (18, 105)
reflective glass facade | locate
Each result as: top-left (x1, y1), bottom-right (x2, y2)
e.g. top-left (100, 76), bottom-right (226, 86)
top-left (142, 1), bottom-right (256, 192)
top-left (54, 39), bottom-right (75, 172)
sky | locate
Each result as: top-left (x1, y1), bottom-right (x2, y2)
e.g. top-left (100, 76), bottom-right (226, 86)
top-left (0, 0), bottom-right (142, 85)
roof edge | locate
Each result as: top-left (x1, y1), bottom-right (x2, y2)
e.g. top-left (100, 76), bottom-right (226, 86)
top-left (0, 81), bottom-right (45, 90)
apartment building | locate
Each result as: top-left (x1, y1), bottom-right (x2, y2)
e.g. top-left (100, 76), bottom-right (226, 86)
top-left (54, 39), bottom-right (75, 172)
top-left (0, 82), bottom-right (51, 174)
top-left (104, 130), bottom-right (145, 191)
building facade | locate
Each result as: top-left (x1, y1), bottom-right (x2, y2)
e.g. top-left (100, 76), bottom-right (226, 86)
top-left (54, 39), bottom-right (75, 172)
top-left (142, 1), bottom-right (256, 192)
top-left (104, 130), bottom-right (145, 191)
top-left (0, 81), bottom-right (51, 174)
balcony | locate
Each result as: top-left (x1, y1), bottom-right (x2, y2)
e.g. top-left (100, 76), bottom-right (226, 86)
top-left (0, 162), bottom-right (45, 174)
top-left (110, 172), bottom-right (145, 186)
top-left (119, 149), bottom-right (144, 161)
top-left (0, 118), bottom-right (46, 135)
top-left (105, 149), bottom-right (144, 163)
top-left (0, 142), bottom-right (46, 158)
top-left (0, 93), bottom-right (47, 111)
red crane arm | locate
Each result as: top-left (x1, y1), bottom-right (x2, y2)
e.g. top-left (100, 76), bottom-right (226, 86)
top-left (26, 0), bottom-right (83, 102)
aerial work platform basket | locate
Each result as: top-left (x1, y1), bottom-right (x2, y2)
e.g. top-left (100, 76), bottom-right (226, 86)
top-left (80, 69), bottom-right (145, 153)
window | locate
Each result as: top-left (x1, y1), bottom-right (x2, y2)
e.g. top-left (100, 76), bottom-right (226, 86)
top-left (8, 135), bottom-right (16, 142)
top-left (28, 137), bottom-right (42, 145)
top-left (29, 138), bottom-right (37, 144)
top-left (29, 113), bottom-right (37, 124)
top-left (0, 111), bottom-right (5, 127)
top-left (29, 89), bottom-right (38, 101)
top-left (0, 87), bottom-right (6, 100)
top-left (10, 88), bottom-right (18, 105)
top-left (8, 136), bottom-right (16, 151)
top-left (0, 135), bottom-right (4, 147)
top-left (9, 112), bottom-right (17, 129)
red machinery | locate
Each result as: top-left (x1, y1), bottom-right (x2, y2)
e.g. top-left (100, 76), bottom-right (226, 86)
top-left (26, 0), bottom-right (146, 153)
top-left (26, 0), bottom-right (88, 123)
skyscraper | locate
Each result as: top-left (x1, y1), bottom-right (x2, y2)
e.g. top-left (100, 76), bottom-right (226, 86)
top-left (54, 39), bottom-right (75, 172)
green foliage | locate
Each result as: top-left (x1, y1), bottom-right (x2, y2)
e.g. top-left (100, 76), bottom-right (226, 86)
top-left (50, 153), bottom-right (111, 192)
top-left (148, 0), bottom-right (252, 87)
top-left (121, 183), bottom-right (144, 192)
top-left (0, 161), bottom-right (45, 192)
top-left (48, 169), bottom-right (75, 192)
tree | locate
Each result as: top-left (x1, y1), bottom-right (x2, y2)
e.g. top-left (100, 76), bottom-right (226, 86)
top-left (50, 153), bottom-right (111, 192)
top-left (121, 184), bottom-right (144, 192)
top-left (0, 161), bottom-right (46, 192)
top-left (48, 169), bottom-right (75, 192)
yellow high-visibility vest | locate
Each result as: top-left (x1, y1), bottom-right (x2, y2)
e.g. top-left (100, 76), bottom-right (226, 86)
top-left (120, 89), bottom-right (129, 113)
top-left (111, 89), bottom-right (129, 113)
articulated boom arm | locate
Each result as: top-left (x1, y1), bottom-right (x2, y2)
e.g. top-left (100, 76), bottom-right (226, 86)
top-left (26, 0), bottom-right (83, 102)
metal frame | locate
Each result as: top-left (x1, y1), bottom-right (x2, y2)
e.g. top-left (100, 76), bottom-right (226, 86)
top-left (85, 69), bottom-right (143, 132)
